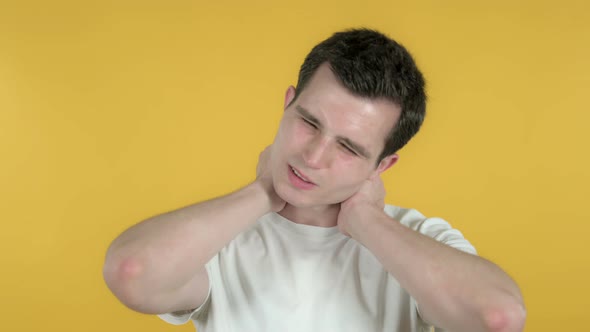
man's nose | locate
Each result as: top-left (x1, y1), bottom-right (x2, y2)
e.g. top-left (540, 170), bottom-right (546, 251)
top-left (302, 136), bottom-right (333, 169)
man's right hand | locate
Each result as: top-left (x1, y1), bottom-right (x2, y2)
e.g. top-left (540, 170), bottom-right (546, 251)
top-left (255, 145), bottom-right (286, 213)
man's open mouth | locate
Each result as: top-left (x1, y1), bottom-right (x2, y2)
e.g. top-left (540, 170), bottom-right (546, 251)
top-left (290, 166), bottom-right (315, 184)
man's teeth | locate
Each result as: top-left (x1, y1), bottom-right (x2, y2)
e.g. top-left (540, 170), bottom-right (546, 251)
top-left (292, 167), bottom-right (311, 183)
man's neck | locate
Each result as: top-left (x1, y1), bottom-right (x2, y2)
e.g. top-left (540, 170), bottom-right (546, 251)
top-left (278, 203), bottom-right (341, 228)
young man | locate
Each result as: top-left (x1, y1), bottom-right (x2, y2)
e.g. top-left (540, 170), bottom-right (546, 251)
top-left (103, 29), bottom-right (526, 332)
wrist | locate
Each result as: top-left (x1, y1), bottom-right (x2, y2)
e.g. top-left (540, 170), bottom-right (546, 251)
top-left (248, 177), bottom-right (287, 214)
top-left (344, 204), bottom-right (385, 240)
top-left (244, 180), bottom-right (273, 212)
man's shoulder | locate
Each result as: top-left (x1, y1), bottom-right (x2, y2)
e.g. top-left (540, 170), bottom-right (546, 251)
top-left (384, 204), bottom-right (477, 255)
top-left (383, 204), bottom-right (427, 225)
top-left (383, 204), bottom-right (457, 233)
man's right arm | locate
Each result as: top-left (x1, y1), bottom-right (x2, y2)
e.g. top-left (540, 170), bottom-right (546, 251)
top-left (102, 147), bottom-right (284, 315)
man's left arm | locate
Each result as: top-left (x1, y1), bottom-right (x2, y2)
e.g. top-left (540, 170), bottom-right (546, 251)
top-left (338, 178), bottom-right (526, 332)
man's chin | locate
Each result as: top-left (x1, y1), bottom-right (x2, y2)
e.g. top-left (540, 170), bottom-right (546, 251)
top-left (277, 192), bottom-right (310, 208)
top-left (275, 185), bottom-right (343, 209)
top-left (275, 184), bottom-right (315, 208)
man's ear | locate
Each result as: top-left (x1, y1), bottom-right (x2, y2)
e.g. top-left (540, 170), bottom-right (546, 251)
top-left (284, 86), bottom-right (296, 110)
top-left (370, 154), bottom-right (399, 179)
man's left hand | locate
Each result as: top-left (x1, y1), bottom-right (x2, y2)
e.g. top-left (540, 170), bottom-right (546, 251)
top-left (337, 175), bottom-right (386, 238)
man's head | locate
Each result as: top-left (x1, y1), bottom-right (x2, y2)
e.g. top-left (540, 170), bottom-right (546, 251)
top-left (293, 28), bottom-right (427, 164)
top-left (269, 28), bottom-right (427, 208)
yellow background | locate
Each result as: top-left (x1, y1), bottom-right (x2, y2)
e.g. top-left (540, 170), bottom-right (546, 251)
top-left (1, 1), bottom-right (588, 331)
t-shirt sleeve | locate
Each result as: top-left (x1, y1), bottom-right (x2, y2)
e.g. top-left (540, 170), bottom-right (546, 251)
top-left (157, 287), bottom-right (211, 325)
top-left (384, 205), bottom-right (477, 255)
top-left (156, 256), bottom-right (216, 325)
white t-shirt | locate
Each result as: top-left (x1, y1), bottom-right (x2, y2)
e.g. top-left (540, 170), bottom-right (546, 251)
top-left (158, 205), bottom-right (476, 332)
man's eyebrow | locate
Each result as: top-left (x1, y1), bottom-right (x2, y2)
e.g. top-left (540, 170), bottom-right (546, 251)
top-left (339, 137), bottom-right (371, 159)
top-left (295, 105), bottom-right (322, 127)
top-left (295, 105), bottom-right (371, 159)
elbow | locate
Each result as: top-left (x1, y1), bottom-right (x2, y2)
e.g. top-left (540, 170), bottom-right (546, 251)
top-left (103, 253), bottom-right (150, 313)
top-left (483, 300), bottom-right (526, 332)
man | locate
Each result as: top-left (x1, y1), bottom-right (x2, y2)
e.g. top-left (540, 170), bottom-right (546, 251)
top-left (103, 29), bottom-right (526, 331)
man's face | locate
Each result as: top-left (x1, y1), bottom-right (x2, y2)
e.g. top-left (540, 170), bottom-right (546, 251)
top-left (270, 63), bottom-right (401, 208)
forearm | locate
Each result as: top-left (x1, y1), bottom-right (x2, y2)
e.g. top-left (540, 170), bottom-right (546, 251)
top-left (103, 181), bottom-right (272, 304)
top-left (348, 207), bottom-right (525, 332)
